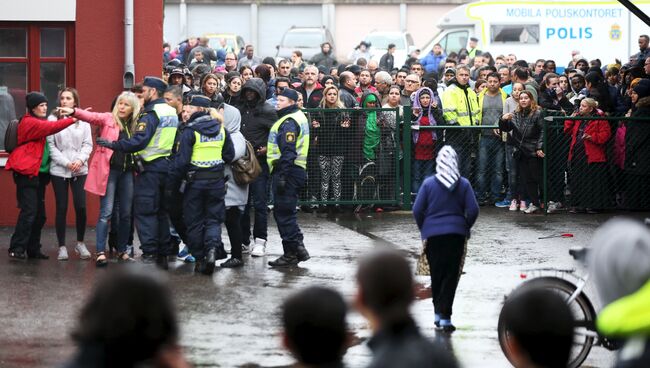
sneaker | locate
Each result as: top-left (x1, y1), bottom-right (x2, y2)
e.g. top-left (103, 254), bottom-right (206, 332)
top-left (57, 247), bottom-right (69, 261)
top-left (250, 238), bottom-right (267, 257)
top-left (519, 201), bottom-right (528, 212)
top-left (220, 257), bottom-right (244, 268)
top-left (184, 254), bottom-right (196, 263)
top-left (509, 199), bottom-right (519, 211)
top-left (126, 245), bottom-right (134, 258)
top-left (242, 243), bottom-right (251, 254)
top-left (177, 245), bottom-right (190, 259)
top-left (438, 319), bottom-right (456, 333)
top-left (524, 204), bottom-right (540, 214)
top-left (75, 243), bottom-right (92, 260)
top-left (548, 201), bottom-right (563, 213)
top-left (495, 199), bottom-right (511, 208)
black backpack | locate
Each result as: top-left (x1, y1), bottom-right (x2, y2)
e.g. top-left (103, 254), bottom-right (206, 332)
top-left (4, 118), bottom-right (20, 153)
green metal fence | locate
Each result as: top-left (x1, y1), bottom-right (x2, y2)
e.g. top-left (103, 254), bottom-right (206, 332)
top-left (298, 107), bottom-right (409, 211)
top-left (541, 112), bottom-right (650, 213)
top-left (292, 107), bottom-right (650, 213)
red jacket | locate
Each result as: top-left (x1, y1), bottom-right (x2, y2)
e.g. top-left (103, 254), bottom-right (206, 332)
top-left (564, 109), bottom-right (611, 164)
top-left (5, 113), bottom-right (75, 177)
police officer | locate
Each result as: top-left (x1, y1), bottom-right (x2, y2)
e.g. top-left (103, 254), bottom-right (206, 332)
top-left (168, 95), bottom-right (234, 275)
top-left (96, 77), bottom-right (178, 269)
top-left (267, 89), bottom-right (311, 267)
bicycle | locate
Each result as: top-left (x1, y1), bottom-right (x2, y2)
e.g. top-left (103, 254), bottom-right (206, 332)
top-left (497, 247), bottom-right (621, 368)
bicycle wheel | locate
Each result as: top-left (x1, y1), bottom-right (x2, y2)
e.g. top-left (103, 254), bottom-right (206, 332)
top-left (497, 276), bottom-right (597, 368)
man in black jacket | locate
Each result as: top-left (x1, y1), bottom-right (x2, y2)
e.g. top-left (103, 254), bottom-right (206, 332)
top-left (338, 71), bottom-right (358, 108)
top-left (379, 43), bottom-right (396, 72)
top-left (238, 78), bottom-right (278, 257)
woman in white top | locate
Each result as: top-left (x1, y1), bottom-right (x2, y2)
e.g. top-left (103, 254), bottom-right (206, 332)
top-left (47, 88), bottom-right (93, 261)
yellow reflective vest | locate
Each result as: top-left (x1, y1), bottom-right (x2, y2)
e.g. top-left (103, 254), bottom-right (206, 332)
top-left (190, 124), bottom-right (225, 168)
top-left (267, 110), bottom-right (309, 172)
top-left (442, 83), bottom-right (481, 126)
top-left (137, 103), bottom-right (179, 162)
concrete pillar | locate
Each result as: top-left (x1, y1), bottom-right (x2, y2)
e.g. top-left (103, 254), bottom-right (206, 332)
top-left (400, 3), bottom-right (407, 33)
top-left (250, 3), bottom-right (258, 48)
top-left (179, 0), bottom-right (187, 40)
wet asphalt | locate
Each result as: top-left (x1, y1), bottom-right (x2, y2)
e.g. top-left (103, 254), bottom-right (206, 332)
top-left (2, 207), bottom-right (648, 368)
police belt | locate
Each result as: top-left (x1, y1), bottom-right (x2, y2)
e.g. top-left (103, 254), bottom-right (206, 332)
top-left (186, 170), bottom-right (224, 182)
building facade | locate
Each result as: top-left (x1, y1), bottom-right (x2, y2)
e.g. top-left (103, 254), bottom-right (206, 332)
top-left (0, 0), bottom-right (163, 226)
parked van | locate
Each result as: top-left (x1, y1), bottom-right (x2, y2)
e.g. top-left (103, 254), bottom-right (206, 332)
top-left (362, 31), bottom-right (416, 69)
top-left (420, 0), bottom-right (650, 67)
top-left (276, 26), bottom-right (335, 62)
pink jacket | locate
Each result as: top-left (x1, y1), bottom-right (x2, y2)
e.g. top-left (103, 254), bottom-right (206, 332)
top-left (72, 108), bottom-right (120, 196)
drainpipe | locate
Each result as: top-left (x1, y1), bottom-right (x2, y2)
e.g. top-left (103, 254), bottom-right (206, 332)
top-left (123, 0), bottom-right (135, 89)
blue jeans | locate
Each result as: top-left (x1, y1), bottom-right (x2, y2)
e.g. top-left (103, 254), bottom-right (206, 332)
top-left (96, 169), bottom-right (134, 253)
top-left (476, 136), bottom-right (504, 201)
top-left (412, 159), bottom-right (435, 194)
top-left (505, 145), bottom-right (517, 200)
top-left (241, 160), bottom-right (269, 243)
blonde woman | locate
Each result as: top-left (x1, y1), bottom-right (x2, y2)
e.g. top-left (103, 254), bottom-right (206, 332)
top-left (59, 91), bottom-right (141, 266)
top-left (313, 85), bottom-right (350, 209)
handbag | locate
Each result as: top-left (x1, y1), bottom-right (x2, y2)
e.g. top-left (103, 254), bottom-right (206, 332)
top-left (231, 140), bottom-right (262, 185)
top-left (415, 239), bottom-right (430, 276)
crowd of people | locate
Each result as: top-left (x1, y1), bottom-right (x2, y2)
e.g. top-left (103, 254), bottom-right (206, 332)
top-left (3, 30), bottom-right (650, 368)
top-left (5, 32), bottom-right (650, 267)
top-left (164, 34), bottom-right (650, 214)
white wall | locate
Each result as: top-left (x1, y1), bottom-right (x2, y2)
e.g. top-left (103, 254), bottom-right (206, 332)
top-left (1, 0), bottom-right (75, 21)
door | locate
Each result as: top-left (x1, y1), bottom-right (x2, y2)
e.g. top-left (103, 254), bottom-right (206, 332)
top-left (0, 22), bottom-right (75, 152)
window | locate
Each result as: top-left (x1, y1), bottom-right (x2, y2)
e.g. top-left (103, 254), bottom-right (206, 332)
top-left (441, 31), bottom-right (469, 54)
top-left (491, 24), bottom-right (539, 44)
top-left (406, 33), bottom-right (415, 47)
top-left (0, 23), bottom-right (74, 152)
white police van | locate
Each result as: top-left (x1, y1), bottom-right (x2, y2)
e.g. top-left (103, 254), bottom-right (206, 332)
top-left (421, 0), bottom-right (650, 67)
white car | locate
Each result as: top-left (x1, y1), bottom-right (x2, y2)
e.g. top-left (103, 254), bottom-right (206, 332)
top-left (361, 31), bottom-right (416, 70)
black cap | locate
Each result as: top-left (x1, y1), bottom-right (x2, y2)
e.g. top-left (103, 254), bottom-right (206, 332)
top-left (26, 92), bottom-right (48, 111)
top-left (170, 68), bottom-right (184, 77)
top-left (634, 78), bottom-right (650, 99)
top-left (279, 88), bottom-right (299, 102)
top-left (143, 76), bottom-right (167, 91)
top-left (188, 95), bottom-right (212, 108)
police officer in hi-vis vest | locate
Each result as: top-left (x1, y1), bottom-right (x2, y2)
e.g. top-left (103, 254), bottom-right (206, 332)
top-left (97, 77), bottom-right (178, 269)
top-left (267, 89), bottom-right (311, 267)
top-left (168, 95), bottom-right (234, 275)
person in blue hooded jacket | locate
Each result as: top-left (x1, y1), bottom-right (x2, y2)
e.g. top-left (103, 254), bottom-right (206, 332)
top-left (413, 145), bottom-right (479, 332)
top-left (168, 95), bottom-right (234, 275)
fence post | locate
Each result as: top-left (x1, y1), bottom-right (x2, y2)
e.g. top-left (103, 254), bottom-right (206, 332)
top-left (542, 112), bottom-right (548, 214)
top-left (402, 106), bottom-right (412, 210)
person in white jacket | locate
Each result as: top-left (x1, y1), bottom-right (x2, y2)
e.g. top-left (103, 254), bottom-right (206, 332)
top-left (47, 88), bottom-right (93, 261)
top-left (220, 103), bottom-right (250, 268)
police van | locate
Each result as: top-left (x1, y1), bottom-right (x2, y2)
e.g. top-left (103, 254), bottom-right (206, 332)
top-left (421, 0), bottom-right (650, 67)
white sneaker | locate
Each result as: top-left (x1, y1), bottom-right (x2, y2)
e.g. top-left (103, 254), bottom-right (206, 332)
top-left (519, 201), bottom-right (528, 212)
top-left (250, 238), bottom-right (267, 257)
top-left (524, 204), bottom-right (540, 214)
top-left (57, 246), bottom-right (69, 261)
top-left (509, 199), bottom-right (518, 211)
top-left (75, 243), bottom-right (92, 260)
